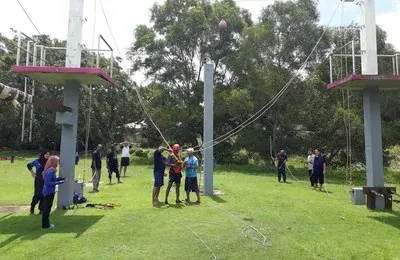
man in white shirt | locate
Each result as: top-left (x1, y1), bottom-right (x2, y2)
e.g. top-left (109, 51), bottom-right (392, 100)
top-left (119, 141), bottom-right (133, 177)
top-left (307, 149), bottom-right (315, 187)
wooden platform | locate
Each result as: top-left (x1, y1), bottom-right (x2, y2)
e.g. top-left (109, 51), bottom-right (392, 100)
top-left (327, 74), bottom-right (400, 90)
top-left (11, 66), bottom-right (115, 85)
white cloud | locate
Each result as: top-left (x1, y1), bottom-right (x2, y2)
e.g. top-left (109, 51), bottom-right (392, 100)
top-left (376, 4), bottom-right (400, 50)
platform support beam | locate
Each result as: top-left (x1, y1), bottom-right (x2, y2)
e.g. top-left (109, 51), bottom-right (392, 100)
top-left (359, 0), bottom-right (385, 209)
top-left (57, 0), bottom-right (84, 208)
top-left (203, 63), bottom-right (214, 196)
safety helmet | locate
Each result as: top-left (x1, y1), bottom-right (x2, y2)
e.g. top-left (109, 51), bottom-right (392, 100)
top-left (172, 144), bottom-right (181, 152)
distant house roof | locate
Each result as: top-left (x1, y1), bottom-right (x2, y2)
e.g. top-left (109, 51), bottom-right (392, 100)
top-left (124, 120), bottom-right (147, 130)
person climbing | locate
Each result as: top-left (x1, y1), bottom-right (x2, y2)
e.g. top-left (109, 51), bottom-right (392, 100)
top-left (91, 144), bottom-right (102, 193)
top-left (165, 144), bottom-right (183, 204)
top-left (107, 145), bottom-right (122, 185)
top-left (42, 156), bottom-right (65, 229)
top-left (307, 148), bottom-right (315, 187)
top-left (184, 148), bottom-right (201, 204)
top-left (152, 146), bottom-right (168, 206)
top-left (313, 149), bottom-right (326, 191)
top-left (27, 151), bottom-right (50, 215)
top-left (275, 149), bottom-right (288, 182)
top-left (119, 140), bottom-right (133, 177)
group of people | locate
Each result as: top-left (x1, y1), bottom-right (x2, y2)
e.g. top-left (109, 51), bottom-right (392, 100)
top-left (90, 141), bottom-right (134, 193)
top-left (152, 144), bottom-right (201, 206)
top-left (274, 149), bottom-right (327, 190)
top-left (27, 152), bottom-right (65, 229)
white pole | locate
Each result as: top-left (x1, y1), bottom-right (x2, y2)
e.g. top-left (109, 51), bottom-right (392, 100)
top-left (329, 55), bottom-right (333, 83)
top-left (40, 46), bottom-right (44, 66)
top-left (351, 40), bottom-right (356, 74)
top-left (21, 41), bottom-right (31, 142)
top-left (96, 34), bottom-right (100, 68)
top-left (110, 50), bottom-right (114, 77)
top-left (28, 81), bottom-right (34, 142)
top-left (393, 56), bottom-right (396, 75)
top-left (16, 31), bottom-right (21, 66)
top-left (396, 54), bottom-right (399, 75)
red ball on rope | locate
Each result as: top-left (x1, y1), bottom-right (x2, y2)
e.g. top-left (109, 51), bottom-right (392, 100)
top-left (218, 19), bottom-right (227, 31)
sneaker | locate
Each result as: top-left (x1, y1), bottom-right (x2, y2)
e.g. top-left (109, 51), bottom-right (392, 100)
top-left (49, 224), bottom-right (55, 229)
top-left (195, 201), bottom-right (201, 205)
top-left (30, 211), bottom-right (34, 215)
top-left (118, 181), bottom-right (123, 184)
top-left (176, 200), bottom-right (182, 203)
top-left (185, 199), bottom-right (190, 204)
top-left (164, 200), bottom-right (169, 205)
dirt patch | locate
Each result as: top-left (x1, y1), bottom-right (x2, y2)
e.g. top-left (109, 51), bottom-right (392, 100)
top-left (0, 205), bottom-right (29, 213)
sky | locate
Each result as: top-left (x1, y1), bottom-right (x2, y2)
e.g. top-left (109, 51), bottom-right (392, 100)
top-left (0, 0), bottom-right (399, 83)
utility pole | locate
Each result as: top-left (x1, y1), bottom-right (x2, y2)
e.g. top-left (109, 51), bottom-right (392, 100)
top-left (203, 63), bottom-right (214, 196)
top-left (56, 0), bottom-right (84, 208)
top-left (358, 0), bottom-right (384, 209)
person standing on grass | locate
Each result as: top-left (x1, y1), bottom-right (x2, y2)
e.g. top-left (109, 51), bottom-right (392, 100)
top-left (275, 150), bottom-right (288, 183)
top-left (107, 145), bottom-right (122, 185)
top-left (165, 144), bottom-right (183, 204)
top-left (42, 156), bottom-right (65, 229)
top-left (120, 141), bottom-right (133, 177)
top-left (307, 149), bottom-right (315, 187)
top-left (184, 148), bottom-right (201, 204)
top-left (152, 146), bottom-right (168, 206)
top-left (91, 144), bottom-right (102, 193)
top-left (313, 149), bottom-right (326, 191)
top-left (27, 151), bottom-right (50, 215)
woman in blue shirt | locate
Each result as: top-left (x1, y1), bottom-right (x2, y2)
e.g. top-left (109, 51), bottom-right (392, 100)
top-left (42, 156), bottom-right (65, 229)
top-left (27, 151), bottom-right (50, 215)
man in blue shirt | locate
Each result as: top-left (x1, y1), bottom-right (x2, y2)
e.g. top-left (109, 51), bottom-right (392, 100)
top-left (275, 150), bottom-right (288, 182)
top-left (313, 149), bottom-right (326, 191)
top-left (153, 146), bottom-right (167, 206)
top-left (184, 148), bottom-right (201, 204)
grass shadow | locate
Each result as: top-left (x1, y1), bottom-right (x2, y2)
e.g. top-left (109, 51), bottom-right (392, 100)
top-left (0, 212), bottom-right (104, 249)
top-left (368, 215), bottom-right (400, 230)
top-left (209, 196), bottom-right (226, 203)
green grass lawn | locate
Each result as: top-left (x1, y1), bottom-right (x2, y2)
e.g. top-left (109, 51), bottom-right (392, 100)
top-left (0, 155), bottom-right (399, 260)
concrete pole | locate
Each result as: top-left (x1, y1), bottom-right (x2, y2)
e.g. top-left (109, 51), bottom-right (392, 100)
top-left (57, 0), bottom-right (84, 208)
top-left (359, 0), bottom-right (385, 209)
top-left (203, 63), bottom-right (214, 196)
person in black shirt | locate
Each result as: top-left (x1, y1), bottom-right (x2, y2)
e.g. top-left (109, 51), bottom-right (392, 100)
top-left (107, 145), bottom-right (122, 185)
top-left (91, 144), bottom-right (102, 193)
top-left (275, 150), bottom-right (288, 182)
top-left (313, 149), bottom-right (326, 191)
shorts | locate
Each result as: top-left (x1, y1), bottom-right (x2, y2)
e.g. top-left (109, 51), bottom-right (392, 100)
top-left (168, 170), bottom-right (182, 185)
top-left (313, 172), bottom-right (324, 184)
top-left (121, 157), bottom-right (130, 167)
top-left (154, 171), bottom-right (164, 188)
top-left (185, 177), bottom-right (199, 192)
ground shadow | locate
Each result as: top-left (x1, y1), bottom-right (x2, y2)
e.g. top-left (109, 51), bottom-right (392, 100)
top-left (210, 196), bottom-right (227, 203)
top-left (368, 215), bottom-right (400, 230)
top-left (0, 212), bottom-right (103, 249)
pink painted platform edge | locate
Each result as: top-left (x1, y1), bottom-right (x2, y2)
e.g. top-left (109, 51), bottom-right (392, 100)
top-left (11, 66), bottom-right (115, 85)
top-left (327, 74), bottom-right (400, 90)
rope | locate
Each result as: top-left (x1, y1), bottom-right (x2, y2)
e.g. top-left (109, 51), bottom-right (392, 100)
top-left (193, 0), bottom-right (342, 152)
top-left (213, 206), bottom-right (270, 247)
top-left (285, 165), bottom-right (300, 182)
top-left (180, 222), bottom-right (217, 260)
top-left (16, 0), bottom-right (42, 35)
top-left (98, 0), bottom-right (341, 154)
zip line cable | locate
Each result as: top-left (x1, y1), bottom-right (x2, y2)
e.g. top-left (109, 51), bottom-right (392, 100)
top-left (96, 0), bottom-right (341, 153)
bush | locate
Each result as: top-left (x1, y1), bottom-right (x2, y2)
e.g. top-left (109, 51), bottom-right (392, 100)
top-left (133, 149), bottom-right (148, 158)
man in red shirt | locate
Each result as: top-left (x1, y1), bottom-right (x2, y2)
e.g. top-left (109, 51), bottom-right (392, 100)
top-left (165, 144), bottom-right (183, 204)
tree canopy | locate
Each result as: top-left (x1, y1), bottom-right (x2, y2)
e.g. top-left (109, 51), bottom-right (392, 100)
top-left (1, 0), bottom-right (399, 167)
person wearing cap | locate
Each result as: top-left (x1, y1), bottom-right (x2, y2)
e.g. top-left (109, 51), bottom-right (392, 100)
top-left (275, 149), bottom-right (288, 183)
top-left (184, 148), bottom-right (201, 204)
top-left (165, 144), bottom-right (183, 204)
top-left (91, 144), bottom-right (102, 193)
top-left (152, 146), bottom-right (167, 206)
top-left (119, 140), bottom-right (133, 177)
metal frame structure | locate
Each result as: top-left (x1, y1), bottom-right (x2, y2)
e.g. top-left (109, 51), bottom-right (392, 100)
top-left (13, 28), bottom-right (114, 143)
